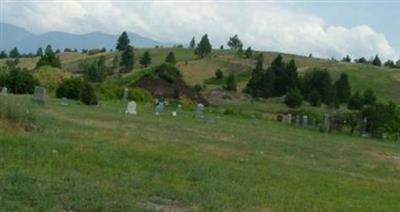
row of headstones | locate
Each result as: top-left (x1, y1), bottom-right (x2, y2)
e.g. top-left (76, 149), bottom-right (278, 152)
top-left (125, 98), bottom-right (205, 119)
top-left (278, 112), bottom-right (369, 134)
top-left (1, 86), bottom-right (48, 104)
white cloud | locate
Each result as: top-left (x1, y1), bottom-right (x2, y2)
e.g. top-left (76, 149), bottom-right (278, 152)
top-left (2, 0), bottom-right (398, 60)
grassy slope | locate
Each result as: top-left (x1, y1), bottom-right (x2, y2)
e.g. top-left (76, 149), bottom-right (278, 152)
top-left (1, 95), bottom-right (400, 211)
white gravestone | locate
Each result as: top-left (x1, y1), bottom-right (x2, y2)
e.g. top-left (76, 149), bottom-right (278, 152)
top-left (125, 101), bottom-right (137, 115)
top-left (302, 115), bottom-right (308, 127)
top-left (287, 113), bottom-right (292, 124)
top-left (1, 87), bottom-right (7, 96)
top-left (195, 103), bottom-right (204, 119)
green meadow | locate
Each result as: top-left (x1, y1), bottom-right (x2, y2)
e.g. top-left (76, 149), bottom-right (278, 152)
top-left (1, 95), bottom-right (399, 211)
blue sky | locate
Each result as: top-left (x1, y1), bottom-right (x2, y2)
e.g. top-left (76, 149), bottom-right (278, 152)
top-left (2, 1), bottom-right (399, 60)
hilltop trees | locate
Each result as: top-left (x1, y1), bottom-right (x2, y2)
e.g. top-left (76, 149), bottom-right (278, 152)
top-left (0, 50), bottom-right (7, 59)
top-left (139, 51), bottom-right (152, 67)
top-left (189, 37), bottom-right (196, 48)
top-left (195, 34), bottom-right (212, 57)
top-left (36, 45), bottom-right (62, 68)
top-left (116, 31), bottom-right (130, 51)
top-left (36, 47), bottom-right (43, 56)
top-left (81, 56), bottom-right (109, 82)
top-left (120, 45), bottom-right (134, 73)
top-left (372, 55), bottom-right (382, 66)
top-left (301, 69), bottom-right (333, 104)
top-left (245, 47), bottom-right (253, 58)
top-left (165, 52), bottom-right (177, 64)
top-left (227, 34), bottom-right (243, 49)
top-left (9, 48), bottom-right (20, 58)
top-left (341, 55), bottom-right (351, 62)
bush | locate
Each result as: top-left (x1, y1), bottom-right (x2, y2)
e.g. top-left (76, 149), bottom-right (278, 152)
top-left (151, 63), bottom-right (182, 83)
top-left (348, 91), bottom-right (364, 110)
top-left (285, 88), bottom-right (303, 108)
top-left (215, 69), bottom-right (224, 80)
top-left (56, 78), bottom-right (82, 100)
top-left (127, 87), bottom-right (153, 102)
top-left (5, 68), bottom-right (39, 94)
top-left (79, 81), bottom-right (98, 105)
top-left (224, 73), bottom-right (237, 91)
top-left (308, 90), bottom-right (321, 107)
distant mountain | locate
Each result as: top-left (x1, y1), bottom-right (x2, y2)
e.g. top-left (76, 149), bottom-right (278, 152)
top-left (0, 23), bottom-right (173, 53)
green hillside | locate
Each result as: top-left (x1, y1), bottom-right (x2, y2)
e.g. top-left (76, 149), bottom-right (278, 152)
top-left (1, 95), bottom-right (399, 211)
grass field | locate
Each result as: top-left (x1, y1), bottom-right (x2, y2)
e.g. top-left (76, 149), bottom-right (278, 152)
top-left (1, 95), bottom-right (400, 211)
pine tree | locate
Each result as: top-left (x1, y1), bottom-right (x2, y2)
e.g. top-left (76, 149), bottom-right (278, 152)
top-left (372, 55), bottom-right (382, 66)
top-left (189, 37), bottom-right (196, 48)
top-left (363, 88), bottom-right (377, 105)
top-left (348, 91), bottom-right (364, 110)
top-left (0, 50), bottom-right (7, 59)
top-left (308, 90), bottom-right (321, 107)
top-left (245, 54), bottom-right (264, 96)
top-left (271, 55), bottom-right (287, 96)
top-left (215, 69), bottom-right (223, 80)
top-left (116, 31), bottom-right (130, 51)
top-left (245, 47), bottom-right (253, 58)
top-left (165, 52), bottom-right (177, 64)
top-left (195, 34), bottom-right (212, 57)
top-left (341, 55), bottom-right (351, 62)
top-left (139, 51), bottom-right (152, 67)
top-left (224, 73), bottom-right (237, 91)
top-left (9, 48), bottom-right (20, 58)
top-left (227, 34), bottom-right (243, 49)
top-left (79, 81), bottom-right (98, 105)
top-left (333, 73), bottom-right (351, 104)
top-left (36, 47), bottom-right (43, 56)
top-left (285, 59), bottom-right (298, 93)
top-left (120, 45), bottom-right (134, 73)
top-left (36, 45), bottom-right (61, 68)
top-left (285, 88), bottom-right (303, 108)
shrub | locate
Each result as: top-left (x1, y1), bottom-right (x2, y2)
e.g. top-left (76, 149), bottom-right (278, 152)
top-left (151, 63), bottom-right (182, 83)
top-left (127, 87), bottom-right (153, 102)
top-left (56, 77), bottom-right (82, 100)
top-left (79, 81), bottom-right (98, 105)
top-left (215, 69), bottom-right (223, 80)
top-left (308, 90), bottom-right (321, 107)
top-left (348, 91), bottom-right (363, 110)
top-left (224, 73), bottom-right (237, 91)
top-left (285, 88), bottom-right (303, 108)
top-left (5, 68), bottom-right (39, 94)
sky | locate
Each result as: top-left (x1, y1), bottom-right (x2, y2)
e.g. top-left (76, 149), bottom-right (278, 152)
top-left (1, 0), bottom-right (399, 61)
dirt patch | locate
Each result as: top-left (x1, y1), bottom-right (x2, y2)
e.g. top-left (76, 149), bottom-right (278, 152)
top-left (134, 75), bottom-right (208, 104)
top-left (392, 72), bottom-right (400, 83)
top-left (138, 197), bottom-right (189, 212)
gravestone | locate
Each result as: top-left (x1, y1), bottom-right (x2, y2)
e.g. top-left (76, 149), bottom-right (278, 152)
top-left (1, 87), bottom-right (7, 96)
top-left (361, 117), bottom-right (368, 136)
top-left (287, 113), bottom-right (292, 124)
top-left (125, 101), bottom-right (137, 115)
top-left (123, 88), bottom-right (129, 101)
top-left (61, 97), bottom-right (69, 106)
top-left (33, 86), bottom-right (46, 104)
top-left (154, 102), bottom-right (165, 116)
top-left (171, 111), bottom-right (177, 117)
top-left (322, 113), bottom-right (330, 132)
top-left (302, 115), bottom-right (308, 127)
top-left (296, 115), bottom-right (301, 127)
top-left (195, 103), bottom-right (204, 119)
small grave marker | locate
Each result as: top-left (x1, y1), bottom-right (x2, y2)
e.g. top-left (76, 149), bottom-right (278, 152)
top-left (33, 86), bottom-right (46, 104)
top-left (1, 87), bottom-right (7, 96)
top-left (125, 101), bottom-right (137, 115)
top-left (195, 103), bottom-right (204, 119)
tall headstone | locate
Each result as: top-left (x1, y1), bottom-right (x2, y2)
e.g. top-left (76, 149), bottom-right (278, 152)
top-left (125, 101), bottom-right (137, 115)
top-left (323, 113), bottom-right (330, 132)
top-left (287, 113), bottom-right (292, 124)
top-left (33, 86), bottom-right (46, 104)
top-left (195, 103), bottom-right (204, 119)
top-left (302, 115), bottom-right (308, 127)
top-left (1, 87), bottom-right (7, 96)
top-left (361, 117), bottom-right (368, 136)
top-left (123, 88), bottom-right (129, 101)
top-left (154, 102), bottom-right (165, 116)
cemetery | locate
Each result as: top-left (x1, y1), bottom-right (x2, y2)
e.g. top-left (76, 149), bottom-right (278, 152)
top-left (0, 3), bottom-right (400, 210)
